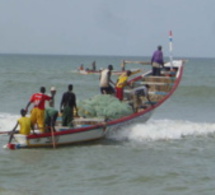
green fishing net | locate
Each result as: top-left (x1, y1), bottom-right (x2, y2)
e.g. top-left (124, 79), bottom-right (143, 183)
top-left (77, 95), bottom-right (133, 119)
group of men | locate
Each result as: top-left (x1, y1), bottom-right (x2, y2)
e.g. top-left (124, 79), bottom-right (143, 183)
top-left (99, 65), bottom-right (152, 112)
top-left (99, 45), bottom-right (164, 110)
top-left (8, 45), bottom-right (164, 143)
top-left (8, 84), bottom-right (77, 144)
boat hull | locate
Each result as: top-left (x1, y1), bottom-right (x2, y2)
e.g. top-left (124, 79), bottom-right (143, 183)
top-left (5, 110), bottom-right (153, 150)
top-left (6, 125), bottom-right (107, 149)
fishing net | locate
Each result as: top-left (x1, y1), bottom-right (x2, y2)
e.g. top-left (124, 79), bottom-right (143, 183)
top-left (77, 95), bottom-right (133, 119)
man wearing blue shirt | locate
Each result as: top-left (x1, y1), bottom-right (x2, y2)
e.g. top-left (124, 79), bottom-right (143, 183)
top-left (151, 45), bottom-right (164, 76)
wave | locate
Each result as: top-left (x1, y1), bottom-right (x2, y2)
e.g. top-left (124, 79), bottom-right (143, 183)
top-left (0, 113), bottom-right (19, 132)
top-left (108, 119), bottom-right (215, 142)
top-left (1, 113), bottom-right (215, 144)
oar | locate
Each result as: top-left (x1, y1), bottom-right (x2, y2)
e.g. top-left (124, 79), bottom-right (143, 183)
top-left (50, 126), bottom-right (56, 149)
top-left (50, 118), bottom-right (56, 149)
top-left (0, 130), bottom-right (18, 135)
top-left (7, 130), bottom-right (17, 144)
top-left (0, 131), bottom-right (11, 135)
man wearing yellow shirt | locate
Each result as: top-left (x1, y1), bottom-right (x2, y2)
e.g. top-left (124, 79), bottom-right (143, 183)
top-left (115, 70), bottom-right (132, 101)
top-left (8, 109), bottom-right (34, 144)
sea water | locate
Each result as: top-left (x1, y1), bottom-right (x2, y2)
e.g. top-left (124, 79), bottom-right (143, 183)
top-left (0, 54), bottom-right (214, 195)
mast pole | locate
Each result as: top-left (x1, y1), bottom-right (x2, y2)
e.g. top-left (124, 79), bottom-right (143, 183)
top-left (169, 30), bottom-right (173, 69)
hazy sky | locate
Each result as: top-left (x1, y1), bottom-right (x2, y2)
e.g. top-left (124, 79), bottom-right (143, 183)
top-left (0, 0), bottom-right (214, 57)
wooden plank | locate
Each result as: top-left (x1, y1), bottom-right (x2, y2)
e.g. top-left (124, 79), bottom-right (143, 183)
top-left (124, 89), bottom-right (168, 95)
top-left (124, 60), bottom-right (151, 65)
top-left (74, 118), bottom-right (104, 122)
top-left (145, 76), bottom-right (176, 80)
top-left (133, 81), bottom-right (174, 86)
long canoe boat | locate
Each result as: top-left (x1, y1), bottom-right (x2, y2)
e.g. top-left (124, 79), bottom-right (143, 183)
top-left (78, 68), bottom-right (142, 75)
top-left (5, 60), bottom-right (184, 150)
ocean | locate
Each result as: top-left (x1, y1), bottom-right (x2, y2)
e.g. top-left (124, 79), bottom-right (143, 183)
top-left (0, 54), bottom-right (214, 195)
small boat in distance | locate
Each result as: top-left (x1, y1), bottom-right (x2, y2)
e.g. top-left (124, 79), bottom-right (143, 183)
top-left (77, 60), bottom-right (150, 75)
top-left (4, 60), bottom-right (185, 150)
top-left (78, 68), bottom-right (142, 75)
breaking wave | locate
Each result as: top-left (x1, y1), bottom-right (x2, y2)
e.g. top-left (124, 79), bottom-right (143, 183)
top-left (0, 113), bottom-right (18, 132)
top-left (108, 119), bottom-right (215, 142)
top-left (1, 113), bottom-right (215, 144)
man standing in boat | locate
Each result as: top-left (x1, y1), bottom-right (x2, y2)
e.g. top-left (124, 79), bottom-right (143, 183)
top-left (92, 61), bottom-right (96, 71)
top-left (79, 64), bottom-right (84, 71)
top-left (99, 64), bottom-right (115, 94)
top-left (151, 45), bottom-right (164, 76)
top-left (115, 70), bottom-right (132, 101)
top-left (25, 86), bottom-right (54, 132)
top-left (120, 60), bottom-right (126, 71)
top-left (60, 84), bottom-right (77, 127)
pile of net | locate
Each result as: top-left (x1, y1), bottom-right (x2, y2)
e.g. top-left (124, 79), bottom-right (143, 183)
top-left (77, 95), bottom-right (133, 120)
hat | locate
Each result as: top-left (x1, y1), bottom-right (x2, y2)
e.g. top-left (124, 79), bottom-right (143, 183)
top-left (50, 86), bottom-right (56, 91)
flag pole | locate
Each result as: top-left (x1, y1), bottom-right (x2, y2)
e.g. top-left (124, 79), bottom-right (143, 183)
top-left (169, 30), bottom-right (173, 70)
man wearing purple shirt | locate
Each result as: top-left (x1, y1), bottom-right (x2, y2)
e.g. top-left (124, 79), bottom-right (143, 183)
top-left (151, 45), bottom-right (164, 76)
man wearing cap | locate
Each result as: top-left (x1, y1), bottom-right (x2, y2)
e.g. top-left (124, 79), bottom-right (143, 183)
top-left (151, 45), bottom-right (164, 76)
top-left (49, 86), bottom-right (57, 107)
top-left (45, 87), bottom-right (58, 132)
top-left (25, 86), bottom-right (55, 132)
top-left (99, 64), bottom-right (115, 94)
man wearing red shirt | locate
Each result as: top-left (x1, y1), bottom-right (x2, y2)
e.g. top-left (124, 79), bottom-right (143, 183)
top-left (25, 86), bottom-right (54, 132)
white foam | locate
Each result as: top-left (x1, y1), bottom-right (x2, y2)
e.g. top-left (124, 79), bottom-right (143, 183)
top-left (2, 114), bottom-right (214, 143)
top-left (0, 113), bottom-right (19, 132)
top-left (108, 119), bottom-right (215, 142)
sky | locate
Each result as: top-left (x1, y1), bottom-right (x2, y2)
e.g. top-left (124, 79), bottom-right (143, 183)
top-left (0, 0), bottom-right (214, 58)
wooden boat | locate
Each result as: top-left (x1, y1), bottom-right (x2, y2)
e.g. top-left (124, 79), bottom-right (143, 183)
top-left (4, 60), bottom-right (184, 150)
top-left (78, 68), bottom-right (142, 75)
